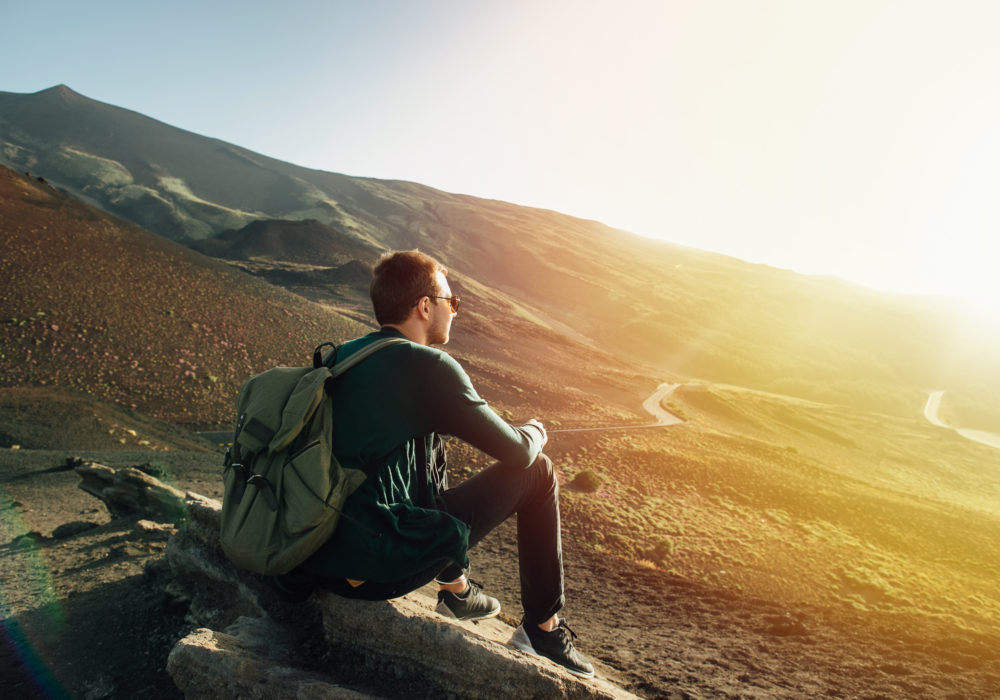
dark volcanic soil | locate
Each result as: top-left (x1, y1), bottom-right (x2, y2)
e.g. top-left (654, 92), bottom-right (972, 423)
top-left (2, 407), bottom-right (998, 699)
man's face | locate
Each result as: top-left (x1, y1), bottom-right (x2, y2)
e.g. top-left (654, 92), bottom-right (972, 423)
top-left (427, 271), bottom-right (456, 346)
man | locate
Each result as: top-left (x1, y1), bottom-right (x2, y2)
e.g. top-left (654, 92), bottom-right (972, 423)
top-left (275, 249), bottom-right (593, 678)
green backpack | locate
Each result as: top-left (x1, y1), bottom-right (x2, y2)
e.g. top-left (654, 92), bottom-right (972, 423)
top-left (220, 337), bottom-right (406, 575)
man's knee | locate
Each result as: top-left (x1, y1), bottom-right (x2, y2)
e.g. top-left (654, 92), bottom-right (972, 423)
top-left (530, 453), bottom-right (558, 494)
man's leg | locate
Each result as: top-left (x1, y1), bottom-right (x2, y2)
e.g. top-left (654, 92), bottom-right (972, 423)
top-left (440, 453), bottom-right (594, 677)
top-left (436, 453), bottom-right (564, 626)
top-left (278, 453), bottom-right (562, 621)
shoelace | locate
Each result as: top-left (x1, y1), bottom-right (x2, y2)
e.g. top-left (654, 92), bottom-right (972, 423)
top-left (557, 619), bottom-right (579, 640)
top-left (458, 578), bottom-right (487, 598)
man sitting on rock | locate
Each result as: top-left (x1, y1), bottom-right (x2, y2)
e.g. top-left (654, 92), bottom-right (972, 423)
top-left (273, 249), bottom-right (594, 678)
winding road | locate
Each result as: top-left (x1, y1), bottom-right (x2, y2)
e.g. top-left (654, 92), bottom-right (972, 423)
top-left (548, 382), bottom-right (683, 434)
top-left (924, 390), bottom-right (1000, 451)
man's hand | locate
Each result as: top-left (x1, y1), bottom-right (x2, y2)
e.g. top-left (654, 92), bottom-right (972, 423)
top-left (525, 418), bottom-right (548, 446)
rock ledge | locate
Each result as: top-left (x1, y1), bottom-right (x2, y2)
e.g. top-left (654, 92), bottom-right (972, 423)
top-left (164, 490), bottom-right (637, 699)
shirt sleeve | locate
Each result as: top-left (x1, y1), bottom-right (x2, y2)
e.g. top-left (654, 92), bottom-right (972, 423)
top-left (427, 351), bottom-right (544, 469)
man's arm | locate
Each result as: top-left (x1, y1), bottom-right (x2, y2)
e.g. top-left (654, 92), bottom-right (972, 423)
top-left (428, 352), bottom-right (545, 469)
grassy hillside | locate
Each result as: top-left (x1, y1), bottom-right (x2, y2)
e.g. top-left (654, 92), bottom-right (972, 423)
top-left (188, 217), bottom-right (377, 264)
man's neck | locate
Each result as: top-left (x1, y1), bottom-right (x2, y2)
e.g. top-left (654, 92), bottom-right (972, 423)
top-left (382, 322), bottom-right (428, 346)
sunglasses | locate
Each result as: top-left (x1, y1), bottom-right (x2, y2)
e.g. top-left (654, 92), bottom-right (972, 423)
top-left (428, 295), bottom-right (461, 313)
top-left (412, 295), bottom-right (461, 313)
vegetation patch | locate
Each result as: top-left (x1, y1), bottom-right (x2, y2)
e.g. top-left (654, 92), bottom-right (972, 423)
top-left (569, 469), bottom-right (602, 492)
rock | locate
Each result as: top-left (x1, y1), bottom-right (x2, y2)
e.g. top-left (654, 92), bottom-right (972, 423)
top-left (81, 672), bottom-right (116, 700)
top-left (70, 467), bottom-right (640, 699)
top-left (315, 587), bottom-right (633, 699)
top-left (75, 461), bottom-right (186, 522)
top-left (164, 492), bottom-right (638, 699)
top-left (136, 519), bottom-right (178, 538)
top-left (11, 531), bottom-right (44, 548)
top-left (63, 456), bottom-right (86, 470)
top-left (52, 521), bottom-right (99, 539)
top-left (764, 612), bottom-right (809, 637)
top-left (167, 617), bottom-right (380, 700)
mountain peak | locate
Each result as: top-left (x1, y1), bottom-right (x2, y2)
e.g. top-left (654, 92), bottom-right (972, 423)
top-left (37, 84), bottom-right (85, 102)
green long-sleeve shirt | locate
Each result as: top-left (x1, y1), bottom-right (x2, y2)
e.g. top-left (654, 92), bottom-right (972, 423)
top-left (303, 327), bottom-right (546, 583)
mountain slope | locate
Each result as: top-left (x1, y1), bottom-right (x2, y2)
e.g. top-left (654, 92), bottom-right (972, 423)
top-left (0, 164), bottom-right (652, 432)
top-left (188, 217), bottom-right (376, 264)
top-left (3, 85), bottom-right (1000, 425)
top-left (0, 166), bottom-right (367, 424)
top-left (4, 96), bottom-right (1000, 699)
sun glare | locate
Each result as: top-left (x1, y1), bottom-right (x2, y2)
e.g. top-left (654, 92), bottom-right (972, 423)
top-left (958, 293), bottom-right (1000, 335)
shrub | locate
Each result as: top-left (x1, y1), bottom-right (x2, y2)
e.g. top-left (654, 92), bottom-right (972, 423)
top-left (571, 469), bottom-right (602, 493)
top-left (649, 537), bottom-right (676, 565)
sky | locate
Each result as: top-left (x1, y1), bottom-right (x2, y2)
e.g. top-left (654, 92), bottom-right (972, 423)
top-left (2, 0), bottom-right (999, 318)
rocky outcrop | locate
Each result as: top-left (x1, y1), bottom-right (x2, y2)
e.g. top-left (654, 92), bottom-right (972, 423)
top-left (165, 492), bottom-right (637, 699)
top-left (168, 617), bottom-right (380, 700)
top-left (74, 463), bottom-right (637, 699)
top-left (75, 461), bottom-right (187, 521)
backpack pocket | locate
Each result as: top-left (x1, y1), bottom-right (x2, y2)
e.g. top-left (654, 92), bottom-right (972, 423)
top-left (282, 440), bottom-right (333, 535)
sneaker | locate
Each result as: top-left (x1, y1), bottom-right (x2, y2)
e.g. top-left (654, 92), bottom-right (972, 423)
top-left (435, 579), bottom-right (501, 621)
top-left (510, 618), bottom-right (595, 678)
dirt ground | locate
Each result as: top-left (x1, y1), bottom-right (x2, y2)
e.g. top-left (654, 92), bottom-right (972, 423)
top-left (3, 438), bottom-right (999, 700)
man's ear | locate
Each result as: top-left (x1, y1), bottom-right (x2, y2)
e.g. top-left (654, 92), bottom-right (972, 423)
top-left (413, 296), bottom-right (431, 320)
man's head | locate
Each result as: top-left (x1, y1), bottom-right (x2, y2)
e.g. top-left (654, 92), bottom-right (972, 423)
top-left (370, 249), bottom-right (458, 345)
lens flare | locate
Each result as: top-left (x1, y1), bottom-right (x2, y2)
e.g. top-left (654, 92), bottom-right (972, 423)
top-left (1, 488), bottom-right (70, 698)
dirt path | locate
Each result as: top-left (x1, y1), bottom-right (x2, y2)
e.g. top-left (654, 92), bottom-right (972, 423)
top-left (924, 389), bottom-right (1000, 450)
top-left (640, 382), bottom-right (684, 426)
top-left (549, 383), bottom-right (683, 434)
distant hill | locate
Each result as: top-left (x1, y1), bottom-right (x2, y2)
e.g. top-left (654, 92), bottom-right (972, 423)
top-left (3, 86), bottom-right (999, 426)
top-left (0, 84), bottom-right (466, 247)
top-left (188, 217), bottom-right (375, 265)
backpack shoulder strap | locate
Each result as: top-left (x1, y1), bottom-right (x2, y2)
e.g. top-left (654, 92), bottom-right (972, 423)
top-left (328, 337), bottom-right (409, 378)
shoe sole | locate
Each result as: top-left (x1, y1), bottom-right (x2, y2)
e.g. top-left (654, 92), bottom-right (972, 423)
top-left (509, 625), bottom-right (596, 679)
top-left (434, 599), bottom-right (501, 621)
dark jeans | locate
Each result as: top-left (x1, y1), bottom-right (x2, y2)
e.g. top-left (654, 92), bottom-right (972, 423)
top-left (289, 453), bottom-right (564, 626)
